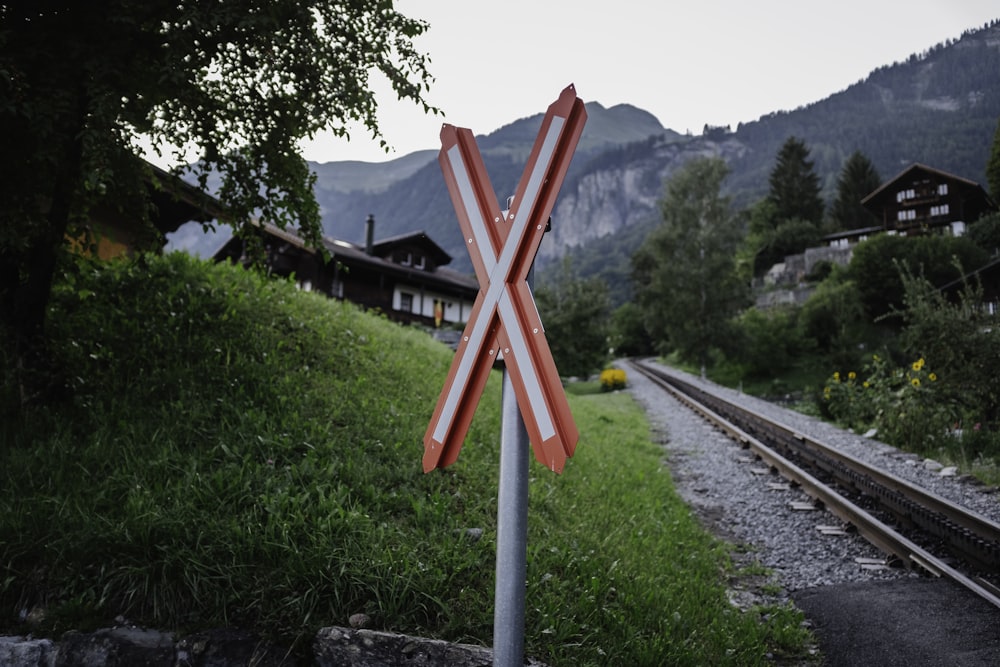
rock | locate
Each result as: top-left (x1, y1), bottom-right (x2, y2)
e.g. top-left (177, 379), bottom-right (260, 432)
top-left (0, 626), bottom-right (548, 666)
top-left (0, 635), bottom-right (56, 666)
top-left (923, 458), bottom-right (944, 472)
top-left (348, 613), bottom-right (371, 629)
top-left (176, 628), bottom-right (300, 667)
top-left (314, 627), bottom-right (501, 667)
top-left (57, 627), bottom-right (175, 666)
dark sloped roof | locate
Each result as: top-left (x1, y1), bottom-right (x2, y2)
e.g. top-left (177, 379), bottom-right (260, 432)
top-left (147, 164), bottom-right (227, 233)
top-left (371, 231), bottom-right (452, 266)
top-left (216, 220), bottom-right (478, 293)
top-left (861, 162), bottom-right (995, 208)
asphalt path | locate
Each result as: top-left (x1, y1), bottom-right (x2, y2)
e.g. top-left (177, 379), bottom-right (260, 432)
top-left (793, 578), bottom-right (1000, 666)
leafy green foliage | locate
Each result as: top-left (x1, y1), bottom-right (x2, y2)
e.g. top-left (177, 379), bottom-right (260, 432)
top-left (897, 266), bottom-right (1000, 439)
top-left (987, 116), bottom-right (1000, 201)
top-left (798, 269), bottom-right (869, 359)
top-left (534, 258), bottom-right (612, 379)
top-left (608, 302), bottom-right (656, 358)
top-left (965, 211), bottom-right (1000, 254)
top-left (728, 307), bottom-right (814, 379)
top-left (0, 254), bottom-right (811, 664)
top-left (849, 233), bottom-right (989, 320)
top-left (0, 1), bottom-right (436, 395)
top-left (632, 157), bottom-right (748, 370)
top-left (821, 355), bottom-right (958, 453)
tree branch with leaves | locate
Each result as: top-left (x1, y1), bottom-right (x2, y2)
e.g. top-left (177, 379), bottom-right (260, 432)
top-left (0, 0), bottom-right (438, 407)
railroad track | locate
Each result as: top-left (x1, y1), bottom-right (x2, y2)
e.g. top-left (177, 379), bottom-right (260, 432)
top-left (628, 358), bottom-right (1000, 610)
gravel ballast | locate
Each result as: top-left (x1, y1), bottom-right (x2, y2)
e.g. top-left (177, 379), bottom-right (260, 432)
top-left (624, 359), bottom-right (1000, 594)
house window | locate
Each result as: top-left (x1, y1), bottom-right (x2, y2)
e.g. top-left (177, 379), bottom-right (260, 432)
top-left (938, 183), bottom-right (949, 195)
top-left (399, 292), bottom-right (413, 312)
top-left (415, 254), bottom-right (426, 269)
top-left (400, 252), bottom-right (412, 266)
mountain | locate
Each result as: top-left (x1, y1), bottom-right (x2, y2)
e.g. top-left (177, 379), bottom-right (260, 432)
top-left (307, 101), bottom-right (676, 262)
top-left (172, 20), bottom-right (1000, 303)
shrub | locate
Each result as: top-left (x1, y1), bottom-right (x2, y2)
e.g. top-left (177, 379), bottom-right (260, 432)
top-left (599, 368), bottom-right (627, 391)
top-left (821, 368), bottom-right (873, 431)
top-left (823, 354), bottom-right (959, 453)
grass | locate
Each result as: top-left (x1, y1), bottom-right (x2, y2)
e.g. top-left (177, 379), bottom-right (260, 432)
top-left (1, 253), bottom-right (812, 665)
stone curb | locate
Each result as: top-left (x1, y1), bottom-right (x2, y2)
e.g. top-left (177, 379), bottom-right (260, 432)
top-left (0, 626), bottom-right (548, 666)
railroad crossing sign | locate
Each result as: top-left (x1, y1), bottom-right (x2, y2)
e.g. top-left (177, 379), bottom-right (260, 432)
top-left (423, 85), bottom-right (586, 474)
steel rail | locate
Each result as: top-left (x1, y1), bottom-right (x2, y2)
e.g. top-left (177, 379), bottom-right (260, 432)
top-left (628, 359), bottom-right (1000, 610)
top-left (635, 361), bottom-right (1000, 572)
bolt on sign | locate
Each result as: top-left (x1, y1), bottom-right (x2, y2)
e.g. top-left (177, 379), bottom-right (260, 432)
top-left (423, 85), bottom-right (586, 474)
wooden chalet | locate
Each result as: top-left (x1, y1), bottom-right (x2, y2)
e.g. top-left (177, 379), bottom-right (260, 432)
top-left (762, 163), bottom-right (998, 308)
top-left (818, 163), bottom-right (997, 250)
top-left (84, 164), bottom-right (226, 259)
top-left (213, 215), bottom-right (479, 328)
top-left (860, 163), bottom-right (997, 238)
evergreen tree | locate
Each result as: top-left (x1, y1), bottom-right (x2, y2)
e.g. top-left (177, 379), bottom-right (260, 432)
top-left (768, 136), bottom-right (825, 225)
top-left (987, 116), bottom-right (1000, 202)
top-left (829, 151), bottom-right (882, 233)
top-left (631, 157), bottom-right (747, 374)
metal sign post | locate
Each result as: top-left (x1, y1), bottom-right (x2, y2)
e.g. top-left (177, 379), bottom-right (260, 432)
top-left (422, 85), bottom-right (587, 667)
top-left (494, 365), bottom-right (530, 666)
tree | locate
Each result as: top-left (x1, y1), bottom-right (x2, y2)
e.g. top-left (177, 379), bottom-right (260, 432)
top-left (0, 1), bottom-right (435, 402)
top-left (609, 302), bottom-right (655, 358)
top-left (966, 211), bottom-right (1000, 256)
top-left (897, 266), bottom-right (1000, 432)
top-left (767, 136), bottom-right (825, 226)
top-left (987, 116), bottom-right (1000, 202)
top-left (849, 233), bottom-right (989, 321)
top-left (631, 157), bottom-right (747, 373)
top-left (828, 151), bottom-right (882, 233)
top-left (534, 257), bottom-right (612, 378)
top-left (744, 137), bottom-right (827, 277)
top-left (798, 269), bottom-right (870, 370)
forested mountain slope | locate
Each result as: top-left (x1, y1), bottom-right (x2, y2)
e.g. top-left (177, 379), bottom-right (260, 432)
top-left (174, 20), bottom-right (1000, 288)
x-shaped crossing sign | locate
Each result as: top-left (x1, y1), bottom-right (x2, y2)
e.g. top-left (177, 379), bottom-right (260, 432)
top-left (423, 85), bottom-right (586, 474)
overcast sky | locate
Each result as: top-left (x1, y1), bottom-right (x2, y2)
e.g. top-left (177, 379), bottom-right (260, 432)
top-left (298, 0), bottom-right (999, 164)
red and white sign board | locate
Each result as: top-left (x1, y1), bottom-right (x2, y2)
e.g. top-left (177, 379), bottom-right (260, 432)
top-left (423, 85), bottom-right (587, 474)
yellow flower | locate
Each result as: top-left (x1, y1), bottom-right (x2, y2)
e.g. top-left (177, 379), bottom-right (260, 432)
top-left (928, 373), bottom-right (937, 382)
top-left (911, 378), bottom-right (920, 387)
top-left (833, 372), bottom-right (840, 382)
top-left (863, 381), bottom-right (870, 388)
top-left (848, 371), bottom-right (856, 380)
top-left (912, 358), bottom-right (925, 372)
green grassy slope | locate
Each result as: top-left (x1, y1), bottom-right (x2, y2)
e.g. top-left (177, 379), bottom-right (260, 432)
top-left (0, 253), bottom-right (809, 665)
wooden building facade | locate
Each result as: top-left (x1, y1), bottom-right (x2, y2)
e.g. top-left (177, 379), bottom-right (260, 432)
top-left (83, 164), bottom-right (226, 259)
top-left (860, 163), bottom-right (997, 237)
top-left (213, 215), bottom-right (479, 329)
